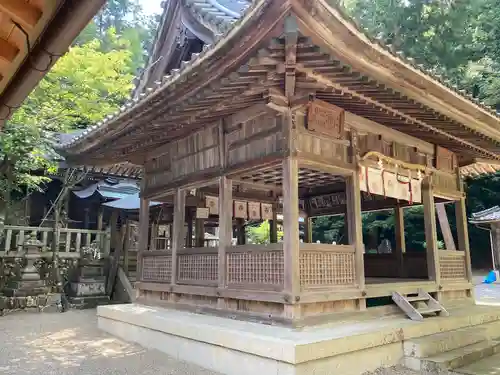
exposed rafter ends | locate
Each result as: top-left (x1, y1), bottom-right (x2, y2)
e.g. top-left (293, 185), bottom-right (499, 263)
top-left (0, 38), bottom-right (19, 63)
top-left (0, 0), bottom-right (42, 29)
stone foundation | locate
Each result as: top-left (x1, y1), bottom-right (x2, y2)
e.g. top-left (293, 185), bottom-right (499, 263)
top-left (97, 303), bottom-right (500, 375)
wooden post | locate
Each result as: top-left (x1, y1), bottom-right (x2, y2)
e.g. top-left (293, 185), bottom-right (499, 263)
top-left (283, 157), bottom-right (300, 298)
top-left (422, 177), bottom-right (440, 285)
top-left (124, 220), bottom-right (131, 276)
top-left (109, 209), bottom-right (119, 251)
top-left (305, 217), bottom-right (313, 243)
top-left (270, 204), bottom-right (278, 243)
top-left (346, 173), bottom-right (366, 309)
top-left (455, 172), bottom-right (472, 284)
top-left (195, 217), bottom-right (205, 247)
top-left (236, 218), bottom-right (245, 245)
top-left (436, 203), bottom-right (456, 250)
top-left (394, 206), bottom-right (406, 277)
top-left (171, 189), bottom-right (186, 285)
top-left (218, 177), bottom-right (232, 288)
top-left (186, 210), bottom-right (194, 248)
top-left (137, 195), bottom-right (150, 283)
top-left (97, 206), bottom-right (104, 231)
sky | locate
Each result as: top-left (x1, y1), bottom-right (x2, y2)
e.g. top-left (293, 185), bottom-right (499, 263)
top-left (138, 0), bottom-right (164, 15)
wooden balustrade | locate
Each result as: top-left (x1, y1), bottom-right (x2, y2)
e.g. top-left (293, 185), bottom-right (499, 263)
top-left (226, 244), bottom-right (284, 291)
top-left (177, 247), bottom-right (218, 286)
top-left (141, 251), bottom-right (172, 282)
top-left (299, 244), bottom-right (356, 290)
top-left (0, 225), bottom-right (110, 258)
top-left (439, 250), bottom-right (467, 282)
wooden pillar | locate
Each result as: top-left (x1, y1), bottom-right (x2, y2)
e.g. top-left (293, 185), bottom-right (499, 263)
top-left (283, 157), bottom-right (300, 297)
top-left (436, 203), bottom-right (456, 250)
top-left (455, 172), bottom-right (472, 284)
top-left (109, 209), bottom-right (119, 251)
top-left (269, 204), bottom-right (278, 243)
top-left (123, 220), bottom-right (131, 276)
top-left (422, 177), bottom-right (440, 284)
top-left (186, 210), bottom-right (194, 248)
top-left (346, 173), bottom-right (365, 309)
top-left (394, 206), bottom-right (406, 278)
top-left (171, 189), bottom-right (186, 284)
top-left (195, 217), bottom-right (205, 247)
top-left (137, 194), bottom-right (150, 284)
top-left (236, 218), bottom-right (245, 245)
top-left (97, 206), bottom-right (104, 231)
top-left (218, 177), bottom-right (232, 288)
top-left (304, 217), bottom-right (313, 243)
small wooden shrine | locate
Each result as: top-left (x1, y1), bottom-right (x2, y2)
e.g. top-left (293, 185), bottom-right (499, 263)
top-left (60, 0), bottom-right (500, 326)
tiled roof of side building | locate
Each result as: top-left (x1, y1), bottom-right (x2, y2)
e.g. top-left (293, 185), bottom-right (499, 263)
top-left (470, 206), bottom-right (500, 224)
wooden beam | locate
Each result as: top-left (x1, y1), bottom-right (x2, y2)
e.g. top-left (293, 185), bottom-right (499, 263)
top-left (218, 177), bottom-right (232, 288)
top-left (436, 203), bottom-right (456, 250)
top-left (422, 177), bottom-right (440, 284)
top-left (171, 189), bottom-right (185, 284)
top-left (0, 0), bottom-right (42, 29)
top-left (0, 38), bottom-right (19, 63)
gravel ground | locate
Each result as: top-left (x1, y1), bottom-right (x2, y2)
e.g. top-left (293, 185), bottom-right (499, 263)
top-left (0, 309), bottom-right (221, 375)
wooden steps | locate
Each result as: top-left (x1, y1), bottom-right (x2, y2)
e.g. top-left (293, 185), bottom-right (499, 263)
top-left (392, 289), bottom-right (448, 321)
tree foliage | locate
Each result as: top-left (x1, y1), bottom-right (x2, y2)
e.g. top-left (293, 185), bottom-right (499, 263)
top-left (0, 2), bottom-right (158, 222)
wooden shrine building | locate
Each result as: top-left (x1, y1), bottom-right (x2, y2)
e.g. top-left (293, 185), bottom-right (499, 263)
top-left (60, 1), bottom-right (500, 327)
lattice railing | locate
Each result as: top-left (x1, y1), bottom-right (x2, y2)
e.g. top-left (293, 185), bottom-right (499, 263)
top-left (177, 248), bottom-right (218, 286)
top-left (439, 251), bottom-right (467, 281)
top-left (226, 244), bottom-right (284, 290)
top-left (141, 253), bottom-right (172, 282)
top-left (299, 244), bottom-right (356, 290)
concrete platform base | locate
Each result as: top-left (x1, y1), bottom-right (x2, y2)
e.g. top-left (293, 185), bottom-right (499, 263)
top-left (97, 303), bottom-right (500, 375)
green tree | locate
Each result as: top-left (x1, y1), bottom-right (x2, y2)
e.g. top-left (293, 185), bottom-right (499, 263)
top-left (246, 221), bottom-right (283, 244)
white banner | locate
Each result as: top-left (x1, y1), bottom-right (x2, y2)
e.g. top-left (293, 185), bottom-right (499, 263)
top-left (359, 166), bottom-right (422, 203)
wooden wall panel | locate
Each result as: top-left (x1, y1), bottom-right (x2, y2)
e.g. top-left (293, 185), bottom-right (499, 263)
top-left (227, 113), bottom-right (283, 166)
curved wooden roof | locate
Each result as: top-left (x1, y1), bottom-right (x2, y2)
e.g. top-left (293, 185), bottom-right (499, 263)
top-left (61, 0), bottom-right (500, 166)
top-left (0, 0), bottom-right (105, 129)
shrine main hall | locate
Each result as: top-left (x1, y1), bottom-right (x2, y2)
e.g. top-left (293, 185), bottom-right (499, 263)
top-left (59, 1), bottom-right (500, 374)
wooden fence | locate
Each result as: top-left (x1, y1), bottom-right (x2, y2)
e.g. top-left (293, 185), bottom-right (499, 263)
top-left (0, 225), bottom-right (111, 258)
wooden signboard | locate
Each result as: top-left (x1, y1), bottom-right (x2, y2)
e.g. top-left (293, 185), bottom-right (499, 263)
top-left (196, 207), bottom-right (209, 219)
top-left (234, 201), bottom-right (247, 219)
top-left (307, 99), bottom-right (345, 139)
top-left (435, 146), bottom-right (457, 172)
top-left (205, 196), bottom-right (218, 215)
top-left (248, 202), bottom-right (261, 220)
top-left (261, 203), bottom-right (273, 220)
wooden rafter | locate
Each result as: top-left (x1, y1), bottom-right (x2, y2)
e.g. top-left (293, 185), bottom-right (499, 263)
top-left (0, 0), bottom-right (42, 29)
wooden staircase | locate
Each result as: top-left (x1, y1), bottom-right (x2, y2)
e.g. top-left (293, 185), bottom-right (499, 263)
top-left (392, 289), bottom-right (449, 321)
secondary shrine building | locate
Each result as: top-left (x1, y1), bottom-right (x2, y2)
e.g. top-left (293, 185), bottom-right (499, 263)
top-left (61, 0), bottom-right (500, 327)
